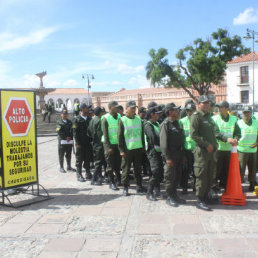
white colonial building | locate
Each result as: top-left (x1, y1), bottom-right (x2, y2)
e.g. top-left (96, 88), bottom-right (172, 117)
top-left (36, 88), bottom-right (112, 111)
top-left (227, 52), bottom-right (258, 105)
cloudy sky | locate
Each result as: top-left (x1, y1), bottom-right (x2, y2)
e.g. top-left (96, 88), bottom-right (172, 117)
top-left (0, 0), bottom-right (258, 92)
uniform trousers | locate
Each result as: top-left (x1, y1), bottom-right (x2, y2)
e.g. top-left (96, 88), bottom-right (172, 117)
top-left (238, 152), bottom-right (257, 183)
top-left (193, 147), bottom-right (216, 199)
top-left (121, 148), bottom-right (143, 187)
top-left (58, 144), bottom-right (72, 168)
top-left (104, 145), bottom-right (121, 182)
top-left (147, 149), bottom-right (163, 188)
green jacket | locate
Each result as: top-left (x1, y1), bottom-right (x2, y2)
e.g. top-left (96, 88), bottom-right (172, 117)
top-left (73, 115), bottom-right (91, 146)
top-left (88, 116), bottom-right (103, 148)
top-left (144, 121), bottom-right (160, 152)
top-left (160, 117), bottom-right (185, 160)
top-left (56, 119), bottom-right (73, 143)
top-left (190, 110), bottom-right (218, 150)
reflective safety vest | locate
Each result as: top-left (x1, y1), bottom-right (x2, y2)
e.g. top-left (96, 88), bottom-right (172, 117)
top-left (121, 115), bottom-right (143, 150)
top-left (74, 103), bottom-right (79, 111)
top-left (212, 114), bottom-right (237, 151)
top-left (145, 121), bottom-right (161, 152)
top-left (104, 113), bottom-right (121, 144)
top-left (237, 119), bottom-right (258, 153)
top-left (179, 116), bottom-right (196, 151)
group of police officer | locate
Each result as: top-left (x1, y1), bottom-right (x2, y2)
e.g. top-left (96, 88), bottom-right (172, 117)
top-left (56, 95), bottom-right (258, 211)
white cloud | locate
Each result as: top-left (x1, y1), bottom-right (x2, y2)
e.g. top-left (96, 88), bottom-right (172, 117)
top-left (63, 79), bottom-right (80, 87)
top-left (117, 64), bottom-right (144, 74)
top-left (0, 26), bottom-right (58, 52)
top-left (233, 8), bottom-right (258, 25)
top-left (129, 75), bottom-right (149, 88)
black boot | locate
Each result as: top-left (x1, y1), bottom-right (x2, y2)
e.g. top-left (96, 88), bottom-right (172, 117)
top-left (123, 187), bottom-right (129, 196)
top-left (146, 185), bottom-right (157, 201)
top-left (166, 196), bottom-right (179, 207)
top-left (196, 198), bottom-right (212, 211)
top-left (67, 160), bottom-right (76, 172)
top-left (85, 170), bottom-right (92, 180)
top-left (136, 185), bottom-right (147, 194)
top-left (109, 181), bottom-right (119, 191)
top-left (59, 167), bottom-right (66, 173)
top-left (76, 170), bottom-right (85, 182)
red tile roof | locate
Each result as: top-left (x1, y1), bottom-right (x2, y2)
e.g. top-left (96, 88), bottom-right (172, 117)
top-left (227, 52), bottom-right (258, 64)
top-left (49, 88), bottom-right (112, 95)
top-left (109, 87), bottom-right (186, 97)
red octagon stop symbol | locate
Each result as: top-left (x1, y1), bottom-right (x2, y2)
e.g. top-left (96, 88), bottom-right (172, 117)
top-left (3, 97), bottom-right (33, 137)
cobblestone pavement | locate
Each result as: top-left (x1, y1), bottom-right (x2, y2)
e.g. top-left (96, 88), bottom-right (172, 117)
top-left (0, 137), bottom-right (258, 258)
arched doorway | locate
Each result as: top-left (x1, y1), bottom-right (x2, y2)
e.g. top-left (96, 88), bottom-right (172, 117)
top-left (66, 98), bottom-right (72, 111)
top-left (56, 99), bottom-right (64, 111)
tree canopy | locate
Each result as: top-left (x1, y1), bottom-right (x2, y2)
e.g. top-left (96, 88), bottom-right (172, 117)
top-left (146, 28), bottom-right (250, 101)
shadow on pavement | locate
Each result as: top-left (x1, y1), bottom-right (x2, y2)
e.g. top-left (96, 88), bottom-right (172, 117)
top-left (0, 188), bottom-right (121, 211)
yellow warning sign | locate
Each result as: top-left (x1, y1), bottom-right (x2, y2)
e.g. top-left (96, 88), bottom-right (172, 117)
top-left (0, 90), bottom-right (38, 189)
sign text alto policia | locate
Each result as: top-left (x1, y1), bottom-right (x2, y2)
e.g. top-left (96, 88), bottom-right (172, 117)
top-left (0, 90), bottom-right (38, 189)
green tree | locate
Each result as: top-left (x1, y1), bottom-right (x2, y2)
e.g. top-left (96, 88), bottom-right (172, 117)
top-left (146, 28), bottom-right (250, 101)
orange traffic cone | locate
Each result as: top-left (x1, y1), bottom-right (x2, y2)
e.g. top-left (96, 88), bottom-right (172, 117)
top-left (221, 145), bottom-right (246, 206)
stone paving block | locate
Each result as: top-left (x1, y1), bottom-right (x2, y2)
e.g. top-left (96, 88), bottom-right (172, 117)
top-left (212, 238), bottom-right (248, 254)
top-left (168, 214), bottom-right (201, 224)
top-left (173, 224), bottom-right (205, 234)
top-left (26, 223), bottom-right (62, 234)
top-left (139, 214), bottom-right (168, 224)
top-left (79, 251), bottom-right (118, 258)
top-left (38, 251), bottom-right (77, 258)
top-left (7, 213), bottom-right (41, 224)
top-left (247, 238), bottom-right (258, 251)
top-left (38, 214), bottom-right (70, 224)
top-left (0, 223), bottom-right (32, 234)
top-left (137, 223), bottom-right (171, 235)
top-left (105, 200), bottom-right (132, 208)
top-left (44, 238), bottom-right (85, 252)
top-left (217, 252), bottom-right (257, 258)
top-left (73, 206), bottom-right (103, 216)
top-left (101, 207), bottom-right (130, 216)
top-left (85, 238), bottom-right (121, 252)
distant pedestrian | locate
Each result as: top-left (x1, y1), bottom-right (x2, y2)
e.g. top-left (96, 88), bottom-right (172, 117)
top-left (56, 108), bottom-right (76, 173)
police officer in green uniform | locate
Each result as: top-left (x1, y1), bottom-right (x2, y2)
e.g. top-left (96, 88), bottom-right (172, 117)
top-left (144, 106), bottom-right (163, 201)
top-left (56, 108), bottom-right (76, 173)
top-left (160, 103), bottom-right (186, 207)
top-left (179, 103), bottom-right (196, 194)
top-left (236, 106), bottom-right (258, 191)
top-left (74, 101), bottom-right (79, 116)
top-left (190, 95), bottom-right (236, 211)
top-left (73, 103), bottom-right (92, 182)
top-left (139, 106), bottom-right (151, 176)
top-left (212, 100), bottom-right (239, 189)
top-left (118, 100), bottom-right (146, 196)
top-left (102, 101), bottom-right (121, 190)
top-left (88, 107), bottom-right (106, 185)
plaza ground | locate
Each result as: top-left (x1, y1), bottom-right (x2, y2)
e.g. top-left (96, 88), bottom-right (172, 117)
top-left (0, 136), bottom-right (258, 258)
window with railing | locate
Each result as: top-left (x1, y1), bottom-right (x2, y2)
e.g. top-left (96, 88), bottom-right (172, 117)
top-left (240, 66), bottom-right (249, 84)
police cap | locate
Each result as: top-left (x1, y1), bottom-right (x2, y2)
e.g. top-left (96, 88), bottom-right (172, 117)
top-left (165, 102), bottom-right (181, 113)
top-left (216, 100), bottom-right (229, 108)
top-left (185, 103), bottom-right (196, 111)
top-left (198, 95), bottom-right (210, 104)
top-left (126, 100), bottom-right (137, 108)
top-left (138, 107), bottom-right (147, 113)
top-left (61, 108), bottom-right (68, 114)
top-left (108, 100), bottom-right (119, 109)
top-left (242, 106), bottom-right (252, 113)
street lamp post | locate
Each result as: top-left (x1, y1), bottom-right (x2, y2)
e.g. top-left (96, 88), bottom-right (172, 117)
top-left (82, 74), bottom-right (95, 105)
top-left (244, 29), bottom-right (258, 114)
